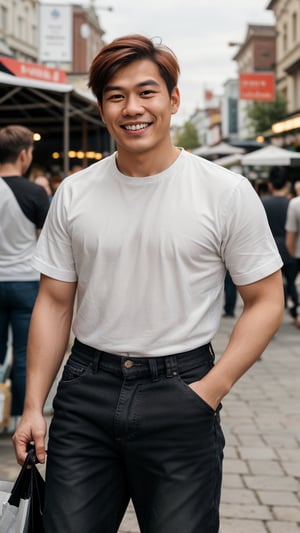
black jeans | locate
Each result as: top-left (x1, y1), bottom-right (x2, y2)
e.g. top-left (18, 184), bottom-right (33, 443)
top-left (44, 339), bottom-right (225, 533)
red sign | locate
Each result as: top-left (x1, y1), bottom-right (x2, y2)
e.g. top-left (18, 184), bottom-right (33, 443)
top-left (239, 72), bottom-right (275, 102)
top-left (0, 56), bottom-right (66, 84)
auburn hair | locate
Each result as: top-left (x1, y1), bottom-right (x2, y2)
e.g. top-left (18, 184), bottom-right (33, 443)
top-left (88, 34), bottom-right (180, 104)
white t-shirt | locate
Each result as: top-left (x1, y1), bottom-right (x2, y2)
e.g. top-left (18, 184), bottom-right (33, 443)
top-left (285, 196), bottom-right (300, 258)
top-left (0, 178), bottom-right (41, 281)
top-left (32, 150), bottom-right (282, 356)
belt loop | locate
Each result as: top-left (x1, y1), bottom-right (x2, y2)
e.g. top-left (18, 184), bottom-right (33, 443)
top-left (148, 358), bottom-right (159, 382)
top-left (164, 355), bottom-right (178, 378)
top-left (92, 351), bottom-right (102, 373)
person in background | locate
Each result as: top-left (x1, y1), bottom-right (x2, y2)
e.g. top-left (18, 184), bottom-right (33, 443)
top-left (49, 172), bottom-right (63, 195)
top-left (33, 175), bottom-right (53, 201)
top-left (13, 35), bottom-right (284, 533)
top-left (0, 125), bottom-right (49, 427)
top-left (262, 166), bottom-right (300, 328)
top-left (293, 180), bottom-right (300, 197)
top-left (223, 271), bottom-right (237, 318)
top-left (285, 192), bottom-right (300, 328)
top-left (68, 164), bottom-right (84, 175)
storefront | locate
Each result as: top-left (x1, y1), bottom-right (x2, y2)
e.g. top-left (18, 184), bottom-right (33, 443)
top-left (0, 60), bottom-right (112, 175)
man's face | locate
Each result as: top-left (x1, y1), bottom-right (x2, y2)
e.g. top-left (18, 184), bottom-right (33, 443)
top-left (99, 59), bottom-right (180, 156)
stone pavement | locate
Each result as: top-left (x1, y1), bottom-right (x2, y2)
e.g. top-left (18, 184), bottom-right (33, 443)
top-left (1, 306), bottom-right (299, 532)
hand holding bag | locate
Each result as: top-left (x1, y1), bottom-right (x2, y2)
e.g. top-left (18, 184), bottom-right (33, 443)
top-left (0, 445), bottom-right (45, 533)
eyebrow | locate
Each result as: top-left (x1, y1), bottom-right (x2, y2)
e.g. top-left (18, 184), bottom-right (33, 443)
top-left (103, 79), bottom-right (161, 93)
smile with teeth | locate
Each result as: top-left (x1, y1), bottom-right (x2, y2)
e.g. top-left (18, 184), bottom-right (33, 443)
top-left (123, 123), bottom-right (150, 131)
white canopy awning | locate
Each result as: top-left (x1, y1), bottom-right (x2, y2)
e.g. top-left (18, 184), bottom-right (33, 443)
top-left (241, 145), bottom-right (300, 167)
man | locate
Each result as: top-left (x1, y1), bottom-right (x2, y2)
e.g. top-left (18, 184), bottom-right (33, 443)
top-left (262, 167), bottom-right (300, 328)
top-left (13, 35), bottom-right (284, 533)
top-left (0, 125), bottom-right (49, 424)
top-left (285, 193), bottom-right (300, 328)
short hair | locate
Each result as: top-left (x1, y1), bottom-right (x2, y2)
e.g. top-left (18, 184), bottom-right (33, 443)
top-left (88, 34), bottom-right (180, 104)
top-left (0, 125), bottom-right (34, 164)
top-left (268, 166), bottom-right (289, 190)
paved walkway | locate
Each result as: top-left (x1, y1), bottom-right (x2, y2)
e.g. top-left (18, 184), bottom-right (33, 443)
top-left (1, 306), bottom-right (299, 532)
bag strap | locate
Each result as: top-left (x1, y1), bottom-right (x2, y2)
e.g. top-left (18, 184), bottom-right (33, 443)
top-left (8, 446), bottom-right (37, 506)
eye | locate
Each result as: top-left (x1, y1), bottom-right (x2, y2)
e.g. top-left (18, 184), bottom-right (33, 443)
top-left (140, 89), bottom-right (156, 97)
top-left (106, 93), bottom-right (124, 101)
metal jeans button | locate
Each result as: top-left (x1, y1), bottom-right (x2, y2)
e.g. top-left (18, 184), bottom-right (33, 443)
top-left (124, 359), bottom-right (134, 369)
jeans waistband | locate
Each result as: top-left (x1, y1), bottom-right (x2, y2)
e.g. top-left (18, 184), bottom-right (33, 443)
top-left (72, 339), bottom-right (215, 380)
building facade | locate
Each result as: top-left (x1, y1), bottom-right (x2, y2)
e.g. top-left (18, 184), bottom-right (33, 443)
top-left (0, 0), bottom-right (105, 74)
top-left (267, 0), bottom-right (300, 149)
top-left (231, 24), bottom-right (276, 140)
top-left (0, 0), bottom-right (38, 61)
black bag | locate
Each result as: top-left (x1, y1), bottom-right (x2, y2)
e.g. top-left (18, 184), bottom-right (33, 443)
top-left (0, 445), bottom-right (45, 533)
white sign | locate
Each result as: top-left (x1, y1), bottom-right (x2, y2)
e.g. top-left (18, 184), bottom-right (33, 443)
top-left (39, 4), bottom-right (72, 63)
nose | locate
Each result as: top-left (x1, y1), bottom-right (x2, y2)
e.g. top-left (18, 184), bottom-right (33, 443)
top-left (122, 95), bottom-right (144, 116)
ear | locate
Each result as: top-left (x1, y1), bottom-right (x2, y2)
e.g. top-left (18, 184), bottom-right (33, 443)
top-left (170, 87), bottom-right (180, 115)
top-left (19, 148), bottom-right (27, 164)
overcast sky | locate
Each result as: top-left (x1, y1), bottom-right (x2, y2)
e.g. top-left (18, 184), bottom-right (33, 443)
top-left (42, 0), bottom-right (275, 125)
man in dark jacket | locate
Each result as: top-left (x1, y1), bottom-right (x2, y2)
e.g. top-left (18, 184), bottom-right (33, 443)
top-left (262, 166), bottom-right (299, 327)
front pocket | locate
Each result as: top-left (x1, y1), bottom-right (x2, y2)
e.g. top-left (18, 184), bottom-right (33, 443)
top-left (178, 377), bottom-right (216, 414)
top-left (60, 358), bottom-right (92, 384)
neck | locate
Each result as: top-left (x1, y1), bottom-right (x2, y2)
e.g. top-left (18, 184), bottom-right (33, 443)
top-left (0, 162), bottom-right (22, 177)
top-left (272, 190), bottom-right (287, 197)
top-left (116, 145), bottom-right (181, 178)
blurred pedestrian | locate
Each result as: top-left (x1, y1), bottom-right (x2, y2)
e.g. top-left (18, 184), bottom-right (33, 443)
top-left (285, 194), bottom-right (300, 328)
top-left (49, 172), bottom-right (63, 195)
top-left (223, 271), bottom-right (237, 317)
top-left (68, 164), bottom-right (84, 175)
top-left (0, 125), bottom-right (49, 426)
top-left (13, 35), bottom-right (284, 533)
top-left (293, 180), bottom-right (300, 197)
top-left (33, 175), bottom-right (53, 201)
top-left (262, 167), bottom-right (300, 328)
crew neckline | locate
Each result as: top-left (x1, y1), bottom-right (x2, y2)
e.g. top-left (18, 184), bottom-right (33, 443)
top-left (112, 148), bottom-right (185, 184)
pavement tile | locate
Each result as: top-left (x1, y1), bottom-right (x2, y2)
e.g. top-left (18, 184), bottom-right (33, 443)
top-left (282, 462), bottom-right (300, 477)
top-left (247, 460), bottom-right (284, 476)
top-left (222, 474), bottom-right (244, 488)
top-left (244, 475), bottom-right (300, 492)
top-left (220, 503), bottom-right (273, 520)
top-left (266, 521), bottom-right (300, 532)
top-left (272, 506), bottom-right (300, 522)
top-left (237, 435), bottom-right (266, 447)
top-left (238, 447), bottom-right (277, 461)
top-left (263, 435), bottom-right (299, 449)
top-left (257, 490), bottom-right (299, 506)
top-left (223, 458), bottom-right (249, 474)
top-left (277, 450), bottom-right (300, 462)
top-left (220, 519), bottom-right (268, 532)
top-left (223, 445), bottom-right (238, 459)
top-left (221, 487), bottom-right (259, 505)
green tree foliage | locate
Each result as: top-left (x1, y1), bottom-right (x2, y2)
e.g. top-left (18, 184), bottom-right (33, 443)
top-left (175, 121), bottom-right (199, 150)
top-left (246, 93), bottom-right (287, 135)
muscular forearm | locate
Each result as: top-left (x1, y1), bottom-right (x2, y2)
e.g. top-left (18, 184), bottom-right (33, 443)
top-left (23, 298), bottom-right (73, 414)
top-left (190, 271), bottom-right (284, 409)
top-left (13, 276), bottom-right (76, 464)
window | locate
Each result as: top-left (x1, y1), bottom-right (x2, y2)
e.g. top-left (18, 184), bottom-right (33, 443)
top-left (292, 12), bottom-right (297, 42)
top-left (0, 5), bottom-right (8, 32)
top-left (283, 23), bottom-right (288, 52)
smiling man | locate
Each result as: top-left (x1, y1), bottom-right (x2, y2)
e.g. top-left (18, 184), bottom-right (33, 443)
top-left (13, 35), bottom-right (284, 533)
